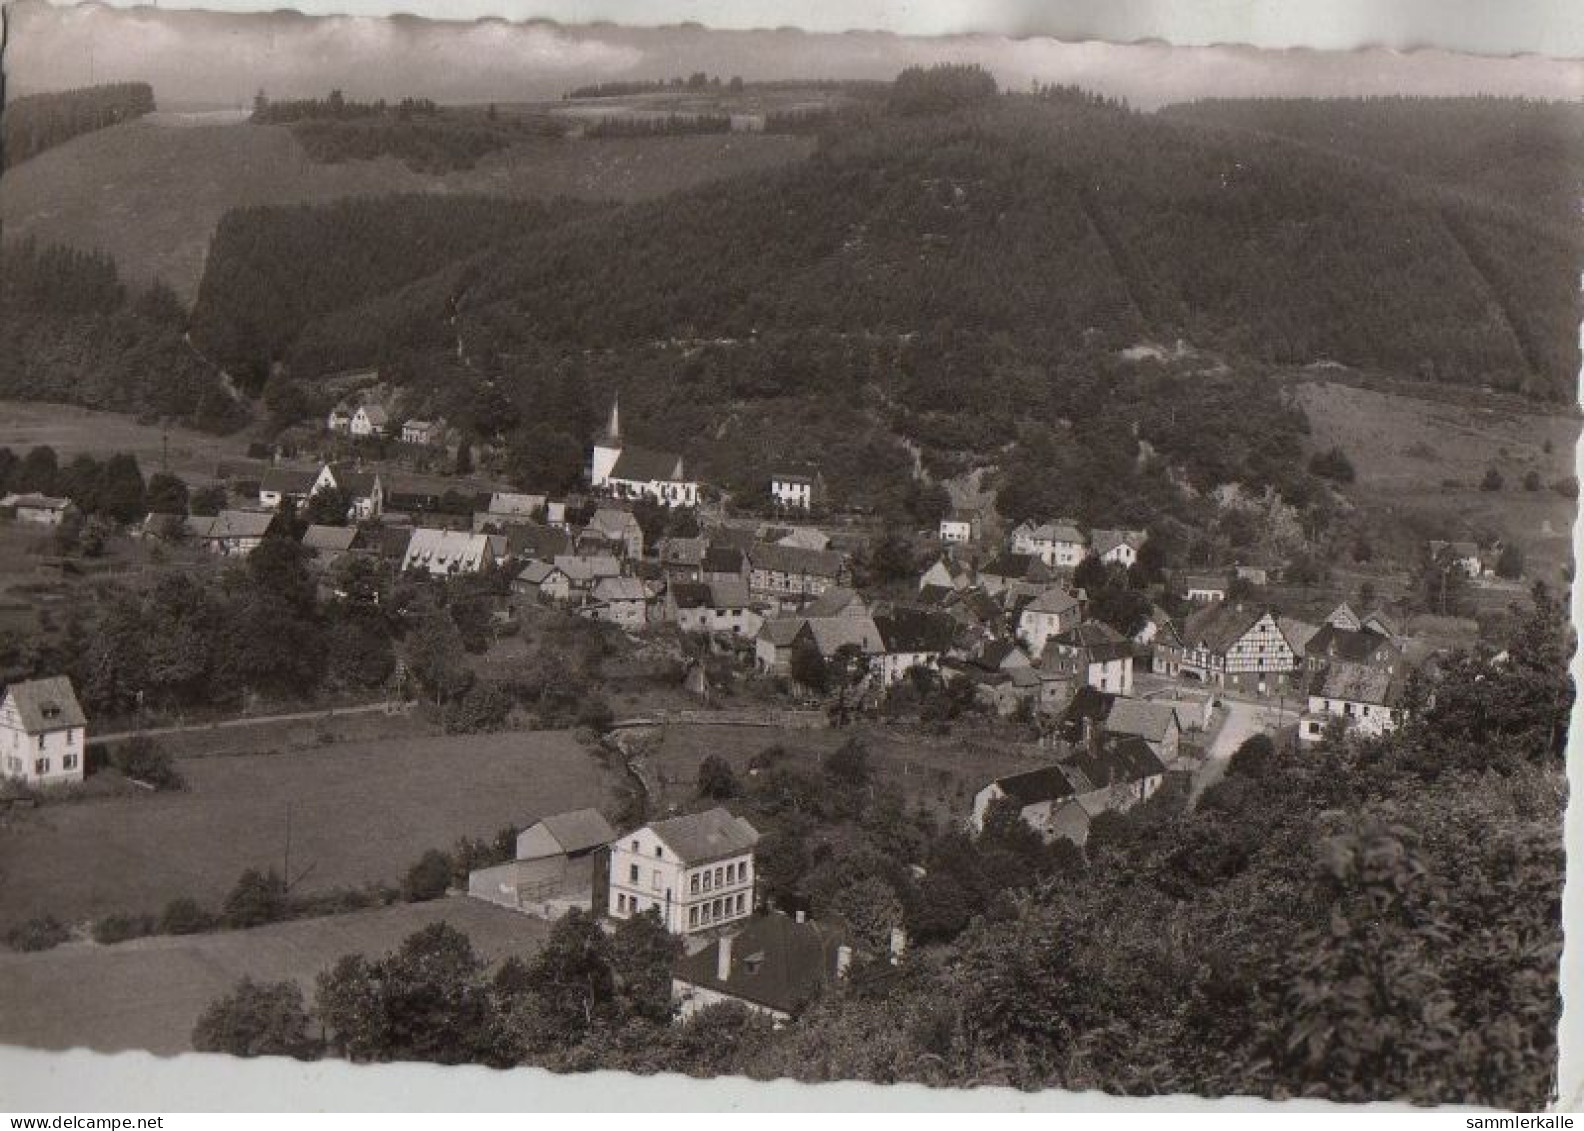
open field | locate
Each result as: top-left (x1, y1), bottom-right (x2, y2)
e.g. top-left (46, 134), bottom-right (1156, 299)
top-left (0, 730), bottom-right (612, 925)
top-left (648, 720), bottom-right (1037, 821)
top-left (0, 400), bottom-right (254, 485)
top-left (1296, 379), bottom-right (1579, 583)
top-left (0, 117), bottom-right (815, 300)
top-left (0, 896), bottom-right (547, 1055)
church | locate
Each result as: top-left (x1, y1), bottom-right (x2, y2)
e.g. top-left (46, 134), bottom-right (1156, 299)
top-left (590, 396), bottom-right (700, 508)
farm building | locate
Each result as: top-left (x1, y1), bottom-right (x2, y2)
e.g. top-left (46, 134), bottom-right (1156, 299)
top-left (467, 808), bottom-right (617, 917)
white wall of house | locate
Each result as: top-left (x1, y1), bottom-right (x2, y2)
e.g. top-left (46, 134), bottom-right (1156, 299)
top-left (771, 479), bottom-right (813, 510)
top-left (1300, 694), bottom-right (1403, 743)
top-left (608, 827), bottom-right (755, 935)
top-left (940, 519), bottom-right (973, 544)
top-left (0, 704), bottom-right (84, 787)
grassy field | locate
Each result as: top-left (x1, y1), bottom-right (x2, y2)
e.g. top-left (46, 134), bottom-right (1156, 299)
top-left (0, 400), bottom-right (255, 485)
top-left (0, 896), bottom-right (548, 1055)
top-left (0, 730), bottom-right (613, 926)
top-left (647, 720), bottom-right (1036, 822)
top-left (0, 116), bottom-right (815, 301)
top-left (1296, 379), bottom-right (1579, 583)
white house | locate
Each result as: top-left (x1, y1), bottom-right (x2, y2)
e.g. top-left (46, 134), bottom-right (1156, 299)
top-left (312, 463), bottom-right (383, 521)
top-left (1299, 661), bottom-right (1410, 744)
top-left (580, 576), bottom-right (651, 628)
top-left (195, 509), bottom-right (277, 556)
top-left (1017, 587), bottom-right (1084, 655)
top-left (1181, 574), bottom-right (1229, 603)
top-left (667, 580), bottom-right (761, 638)
top-left (590, 397), bottom-right (699, 508)
top-left (257, 467), bottom-right (319, 511)
top-left (607, 807), bottom-right (760, 935)
top-left (401, 419), bottom-right (444, 446)
top-left (350, 404), bottom-right (389, 438)
top-left (1179, 604), bottom-right (1302, 693)
top-left (1, 676), bottom-right (87, 787)
top-left (939, 509), bottom-right (981, 545)
top-left (1042, 622), bottom-right (1134, 696)
top-left (770, 470), bottom-right (822, 512)
top-left (1091, 528), bottom-right (1147, 568)
top-left (872, 608), bottom-right (957, 689)
top-left (4, 494), bottom-right (74, 527)
top-left (401, 528), bottom-right (495, 576)
top-left (1010, 519), bottom-right (1088, 569)
top-left (326, 407), bottom-right (352, 433)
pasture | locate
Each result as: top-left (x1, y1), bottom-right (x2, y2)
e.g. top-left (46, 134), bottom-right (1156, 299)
top-left (0, 896), bottom-right (547, 1055)
top-left (0, 400), bottom-right (253, 485)
top-left (0, 117), bottom-right (815, 300)
top-left (0, 729), bottom-right (613, 926)
top-left (646, 720), bottom-right (1036, 821)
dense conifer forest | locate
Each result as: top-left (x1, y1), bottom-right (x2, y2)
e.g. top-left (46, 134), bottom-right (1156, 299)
top-left (1, 82), bottom-right (156, 169)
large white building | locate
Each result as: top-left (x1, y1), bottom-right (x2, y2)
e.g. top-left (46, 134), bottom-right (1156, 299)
top-left (607, 807), bottom-right (760, 935)
top-left (590, 397), bottom-right (699, 508)
top-left (1, 676), bottom-right (87, 787)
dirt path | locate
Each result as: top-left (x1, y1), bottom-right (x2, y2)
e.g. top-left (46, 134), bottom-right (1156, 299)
top-left (93, 700), bottom-right (401, 745)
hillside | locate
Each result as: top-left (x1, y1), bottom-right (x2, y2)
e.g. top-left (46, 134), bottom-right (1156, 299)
top-left (0, 114), bottom-right (815, 302)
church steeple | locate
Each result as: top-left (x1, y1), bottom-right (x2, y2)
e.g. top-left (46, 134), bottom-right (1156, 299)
top-left (603, 394), bottom-right (621, 445)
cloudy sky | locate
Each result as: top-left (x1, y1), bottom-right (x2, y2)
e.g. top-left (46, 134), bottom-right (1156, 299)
top-left (7, 0), bottom-right (1583, 109)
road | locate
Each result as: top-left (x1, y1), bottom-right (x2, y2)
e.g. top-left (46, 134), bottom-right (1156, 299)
top-left (1188, 695), bottom-right (1300, 806)
top-left (93, 699), bottom-right (399, 745)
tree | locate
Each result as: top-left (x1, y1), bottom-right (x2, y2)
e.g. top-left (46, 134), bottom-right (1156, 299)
top-left (822, 737), bottom-right (871, 789)
top-left (609, 908), bottom-right (683, 1024)
top-left (99, 453), bottom-right (147, 523)
top-left (696, 754), bottom-right (740, 800)
top-left (1309, 446), bottom-right (1356, 483)
top-left (192, 978), bottom-right (322, 1059)
top-left (223, 868), bottom-right (288, 928)
top-left (404, 610), bottom-right (473, 705)
top-left (111, 735), bottom-right (184, 790)
top-left (789, 636), bottom-right (828, 694)
top-left (1522, 469), bottom-right (1542, 492)
top-left (15, 445), bottom-right (59, 493)
top-left (1227, 732), bottom-right (1276, 779)
top-left (190, 484), bottom-right (228, 516)
top-left (145, 472), bottom-right (190, 515)
top-left (303, 484), bottom-right (351, 526)
top-left (1480, 467), bottom-right (1504, 492)
top-left (515, 908), bottom-right (617, 1051)
top-left (402, 849), bottom-right (453, 901)
top-left (1495, 543), bottom-right (1524, 580)
top-left (454, 438), bottom-right (474, 476)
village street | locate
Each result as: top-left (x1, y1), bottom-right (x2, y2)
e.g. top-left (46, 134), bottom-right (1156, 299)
top-left (1188, 693), bottom-right (1301, 805)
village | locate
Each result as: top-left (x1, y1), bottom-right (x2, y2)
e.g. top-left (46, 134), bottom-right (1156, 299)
top-left (0, 377), bottom-right (1497, 1032)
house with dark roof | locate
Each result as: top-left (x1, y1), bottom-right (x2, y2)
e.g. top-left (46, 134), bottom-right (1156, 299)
top-left (302, 524), bottom-right (358, 560)
top-left (1042, 622), bottom-right (1135, 696)
top-left (666, 580), bottom-right (760, 638)
top-left (755, 617), bottom-right (808, 675)
top-left (257, 467), bottom-right (319, 511)
top-left (585, 506), bottom-right (645, 559)
top-left (1180, 573), bottom-right (1230, 602)
top-left (673, 911), bottom-right (854, 1023)
top-left (701, 545), bottom-right (749, 584)
top-left (1301, 623), bottom-right (1403, 675)
top-left (1010, 519), bottom-right (1088, 569)
top-left (314, 463), bottom-right (384, 521)
top-left (2, 493), bottom-right (74, 527)
top-left (1103, 697), bottom-right (1190, 763)
top-left (580, 576), bottom-right (653, 628)
top-left (971, 732), bottom-right (1168, 847)
top-left (1, 675), bottom-right (87, 786)
top-left (1017, 586), bottom-right (1085, 654)
top-left (1090, 528), bottom-right (1148, 567)
top-left (350, 404), bottom-right (389, 437)
top-left (512, 559), bottom-right (572, 603)
top-left (979, 551), bottom-right (1055, 593)
top-left (467, 808), bottom-right (617, 916)
top-left (608, 808), bottom-right (760, 935)
top-left (769, 468), bottom-right (825, 512)
top-left (747, 542), bottom-right (850, 604)
top-left (919, 557), bottom-right (973, 594)
top-left (200, 509), bottom-right (278, 556)
top-left (873, 607), bottom-right (958, 688)
top-left (1300, 661), bottom-right (1411, 744)
top-left (1178, 603), bottom-right (1302, 693)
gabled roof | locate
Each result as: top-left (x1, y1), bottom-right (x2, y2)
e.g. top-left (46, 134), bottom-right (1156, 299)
top-left (975, 638), bottom-right (1029, 670)
top-left (1181, 603), bottom-right (1268, 654)
top-left (209, 510), bottom-right (276, 540)
top-left (515, 560), bottom-right (566, 586)
top-left (1305, 624), bottom-right (1399, 665)
top-left (534, 808), bottom-right (617, 855)
top-left (980, 551), bottom-right (1052, 582)
top-left (1025, 519), bottom-right (1087, 545)
top-left (1279, 616), bottom-right (1322, 655)
top-left (660, 536), bottom-right (708, 567)
top-left (592, 576), bottom-right (648, 602)
top-left (553, 554), bottom-right (621, 582)
top-left (990, 765), bottom-right (1076, 806)
top-left (302, 524), bottom-right (357, 552)
top-left (1091, 528), bottom-right (1147, 557)
top-left (748, 542), bottom-right (847, 579)
top-left (609, 444), bottom-right (686, 483)
top-left (1022, 587), bottom-right (1083, 617)
top-left (1308, 660), bottom-right (1408, 707)
top-left (259, 467), bottom-right (318, 495)
top-left (588, 507), bottom-right (642, 538)
top-left (403, 528), bottom-right (492, 570)
top-left (1103, 698), bottom-right (1185, 745)
top-left (487, 491), bottom-right (545, 516)
top-left (648, 807), bottom-right (760, 865)
top-left (670, 581), bottom-right (713, 610)
top-left (709, 579), bottom-right (752, 609)
top-left (802, 586), bottom-right (865, 619)
top-left (505, 523), bottom-right (572, 560)
top-left (701, 545), bottom-right (747, 573)
top-left (6, 493), bottom-right (71, 511)
top-left (758, 617), bottom-right (808, 647)
top-left (776, 527), bottom-right (831, 551)
top-left (874, 607), bottom-right (958, 654)
top-left (356, 404), bottom-right (389, 425)
top-left (805, 615), bottom-right (884, 656)
top-left (1053, 621), bottom-right (1128, 649)
top-left (2, 676), bottom-right (86, 734)
top-left (672, 912), bottom-right (849, 1016)
top-left (1062, 735), bottom-right (1167, 798)
top-left (1180, 573), bottom-right (1229, 592)
top-left (324, 463), bottom-right (379, 499)
top-left (1052, 684), bottom-right (1115, 743)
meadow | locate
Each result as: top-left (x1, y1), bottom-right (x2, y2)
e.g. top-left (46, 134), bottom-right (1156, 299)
top-left (0, 399), bottom-right (254, 484)
top-left (0, 729), bottom-right (613, 926)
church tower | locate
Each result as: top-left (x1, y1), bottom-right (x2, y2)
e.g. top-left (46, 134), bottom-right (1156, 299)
top-left (590, 394), bottom-right (623, 488)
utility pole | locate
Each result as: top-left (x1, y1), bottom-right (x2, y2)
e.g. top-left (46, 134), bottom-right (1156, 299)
top-left (283, 802), bottom-right (293, 890)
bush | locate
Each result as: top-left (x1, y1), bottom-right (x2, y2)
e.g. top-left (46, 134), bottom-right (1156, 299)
top-left (5, 915), bottom-right (70, 952)
top-left (91, 912), bottom-right (156, 945)
top-left (402, 849), bottom-right (453, 902)
top-left (192, 977), bottom-right (323, 1059)
top-left (697, 754), bottom-right (740, 800)
top-left (576, 694), bottom-right (615, 734)
top-left (1480, 467), bottom-right (1504, 492)
top-left (1309, 446), bottom-right (1356, 483)
top-left (442, 680), bottom-right (514, 734)
top-left (1227, 733), bottom-right (1277, 779)
top-left (160, 897), bottom-right (217, 935)
top-left (223, 868), bottom-right (288, 928)
top-left (1523, 469), bottom-right (1543, 492)
top-left (111, 736), bottom-right (184, 791)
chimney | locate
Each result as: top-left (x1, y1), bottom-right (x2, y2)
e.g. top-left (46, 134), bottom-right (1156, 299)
top-left (836, 945), bottom-right (853, 979)
top-left (716, 933), bottom-right (733, 983)
top-left (889, 927), bottom-right (907, 964)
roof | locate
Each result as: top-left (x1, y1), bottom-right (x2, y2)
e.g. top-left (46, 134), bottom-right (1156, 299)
top-left (802, 586), bottom-right (865, 619)
top-left (748, 542), bottom-right (847, 579)
top-left (515, 560), bottom-right (565, 585)
top-left (1181, 603), bottom-right (1268, 654)
top-left (670, 581), bottom-right (713, 610)
top-left (1103, 698), bottom-right (1185, 744)
top-left (609, 444), bottom-right (686, 484)
top-left (208, 510), bottom-right (276, 540)
top-left (1023, 587), bottom-right (1083, 616)
top-left (648, 807), bottom-right (760, 865)
top-left (258, 467), bottom-right (318, 494)
top-left (758, 617), bottom-right (808, 647)
top-left (534, 808), bottom-right (617, 856)
top-left (1091, 528), bottom-right (1146, 557)
top-left (1308, 660), bottom-right (1407, 707)
top-left (588, 507), bottom-right (641, 538)
top-left (709, 579), bottom-right (751, 609)
top-left (1062, 735), bottom-right (1167, 797)
top-left (1051, 621), bottom-right (1130, 658)
top-left (302, 524), bottom-right (357, 552)
top-left (980, 552), bottom-right (1053, 582)
top-left (1279, 617), bottom-right (1322, 655)
top-left (325, 463), bottom-right (379, 498)
top-left (1052, 685), bottom-right (1115, 743)
top-left (487, 492), bottom-right (545, 516)
top-left (403, 528), bottom-right (492, 569)
top-left (1026, 519), bottom-right (1087, 545)
top-left (943, 507), bottom-right (979, 524)
top-left (505, 523), bottom-right (571, 560)
top-left (805, 615), bottom-right (884, 656)
top-left (2, 676), bottom-right (86, 734)
top-left (672, 912), bottom-right (849, 1016)
top-left (701, 545), bottom-right (747, 573)
top-left (553, 554), bottom-right (621, 582)
top-left (660, 537), bottom-right (708, 567)
top-left (356, 404), bottom-right (389, 425)
top-left (990, 765), bottom-right (1076, 806)
top-left (592, 576), bottom-right (648, 602)
top-left (777, 527), bottom-right (831, 551)
top-left (1180, 573), bottom-right (1229, 592)
top-left (874, 607), bottom-right (957, 654)
top-left (1305, 624), bottom-right (1399, 665)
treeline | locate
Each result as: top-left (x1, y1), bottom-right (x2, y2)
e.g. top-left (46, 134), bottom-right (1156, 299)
top-left (0, 240), bottom-right (246, 433)
top-left (189, 195), bottom-right (606, 393)
top-left (250, 90), bottom-right (435, 124)
top-left (566, 74), bottom-right (745, 98)
top-left (887, 64), bottom-right (999, 116)
top-left (582, 114), bottom-right (732, 139)
top-left (2, 82), bottom-right (155, 169)
top-left (189, 590), bottom-right (1570, 1107)
top-left (0, 445), bottom-right (174, 525)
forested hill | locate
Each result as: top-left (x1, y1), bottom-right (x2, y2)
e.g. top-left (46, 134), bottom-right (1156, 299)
top-left (1159, 96), bottom-right (1584, 227)
top-left (2, 83), bottom-right (156, 170)
top-left (249, 94), bottom-right (1579, 402)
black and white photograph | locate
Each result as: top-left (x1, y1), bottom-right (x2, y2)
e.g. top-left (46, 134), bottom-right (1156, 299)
top-left (0, 0), bottom-right (1579, 1114)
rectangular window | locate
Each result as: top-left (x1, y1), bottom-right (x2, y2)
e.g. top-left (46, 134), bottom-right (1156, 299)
top-left (629, 864), bottom-right (639, 883)
top-left (654, 845), bottom-right (663, 858)
top-left (35, 758), bottom-right (47, 775)
top-left (616, 894), bottom-right (626, 912)
top-left (714, 866), bottom-right (724, 887)
top-left (702, 871), bottom-right (712, 891)
top-left (63, 754), bottom-right (77, 770)
top-left (651, 869), bottom-right (662, 891)
top-left (712, 898), bottom-right (722, 919)
top-left (735, 893), bottom-right (745, 914)
top-left (630, 840), bottom-right (639, 852)
top-left (690, 874), bottom-right (700, 894)
top-left (689, 906), bottom-right (699, 927)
